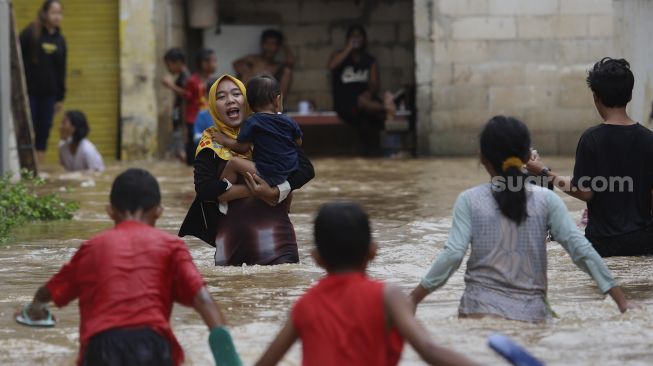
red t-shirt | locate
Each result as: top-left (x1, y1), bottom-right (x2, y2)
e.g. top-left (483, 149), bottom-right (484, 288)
top-left (292, 273), bottom-right (404, 365)
top-left (46, 220), bottom-right (205, 366)
top-left (184, 73), bottom-right (208, 124)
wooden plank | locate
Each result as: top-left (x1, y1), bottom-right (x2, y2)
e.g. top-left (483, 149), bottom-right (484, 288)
top-left (9, 4), bottom-right (37, 173)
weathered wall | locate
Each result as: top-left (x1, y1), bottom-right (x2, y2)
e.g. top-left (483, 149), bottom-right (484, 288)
top-left (120, 0), bottom-right (161, 160)
top-left (218, 0), bottom-right (415, 111)
top-left (614, 0), bottom-right (653, 127)
top-left (416, 0), bottom-right (616, 155)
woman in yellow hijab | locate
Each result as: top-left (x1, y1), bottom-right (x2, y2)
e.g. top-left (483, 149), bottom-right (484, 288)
top-left (179, 74), bottom-right (315, 266)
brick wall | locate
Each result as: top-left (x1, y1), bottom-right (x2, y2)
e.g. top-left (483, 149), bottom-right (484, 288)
top-left (416, 0), bottom-right (616, 155)
top-left (219, 0), bottom-right (415, 111)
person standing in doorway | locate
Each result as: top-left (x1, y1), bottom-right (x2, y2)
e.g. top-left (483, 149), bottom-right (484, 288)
top-left (233, 29), bottom-right (295, 97)
top-left (183, 49), bottom-right (217, 165)
top-left (20, 0), bottom-right (67, 165)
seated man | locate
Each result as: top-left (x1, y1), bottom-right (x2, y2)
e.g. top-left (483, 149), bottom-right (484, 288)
top-left (528, 57), bottom-right (653, 257)
top-left (233, 29), bottom-right (294, 96)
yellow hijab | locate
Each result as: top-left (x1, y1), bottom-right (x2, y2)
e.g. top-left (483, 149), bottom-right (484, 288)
top-left (194, 74), bottom-right (253, 160)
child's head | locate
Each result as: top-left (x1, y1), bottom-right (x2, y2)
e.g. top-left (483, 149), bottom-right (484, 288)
top-left (163, 48), bottom-right (186, 74)
top-left (196, 48), bottom-right (217, 75)
top-left (586, 57), bottom-right (634, 108)
top-left (108, 168), bottom-right (162, 226)
top-left (313, 201), bottom-right (375, 272)
top-left (60, 110), bottom-right (89, 144)
top-left (246, 74), bottom-right (282, 113)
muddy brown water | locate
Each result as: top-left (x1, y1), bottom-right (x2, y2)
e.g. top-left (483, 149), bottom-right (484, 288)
top-left (0, 158), bottom-right (651, 365)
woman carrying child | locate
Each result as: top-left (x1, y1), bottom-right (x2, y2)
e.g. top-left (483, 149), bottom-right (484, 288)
top-left (179, 75), bottom-right (314, 266)
top-left (410, 116), bottom-right (637, 322)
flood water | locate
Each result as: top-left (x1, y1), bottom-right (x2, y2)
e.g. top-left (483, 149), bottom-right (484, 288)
top-left (0, 157), bottom-right (652, 365)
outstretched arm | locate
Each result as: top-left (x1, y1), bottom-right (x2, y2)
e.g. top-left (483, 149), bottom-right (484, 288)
top-left (546, 190), bottom-right (637, 312)
top-left (385, 286), bottom-right (478, 366)
top-left (255, 318), bottom-right (298, 366)
top-left (410, 192), bottom-right (472, 308)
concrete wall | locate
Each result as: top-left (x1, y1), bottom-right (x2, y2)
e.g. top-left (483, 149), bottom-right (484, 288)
top-left (218, 0), bottom-right (415, 111)
top-left (614, 0), bottom-right (653, 127)
top-left (119, 0), bottom-right (162, 160)
top-left (415, 0), bottom-right (616, 155)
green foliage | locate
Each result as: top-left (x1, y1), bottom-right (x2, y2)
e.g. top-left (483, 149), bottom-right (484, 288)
top-left (0, 170), bottom-right (79, 242)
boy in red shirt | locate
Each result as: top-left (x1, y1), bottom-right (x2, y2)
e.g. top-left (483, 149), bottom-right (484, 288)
top-left (255, 202), bottom-right (478, 366)
top-left (16, 168), bottom-right (241, 366)
top-left (184, 48), bottom-right (217, 165)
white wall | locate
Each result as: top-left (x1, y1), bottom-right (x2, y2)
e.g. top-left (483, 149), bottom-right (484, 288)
top-left (614, 0), bottom-right (653, 126)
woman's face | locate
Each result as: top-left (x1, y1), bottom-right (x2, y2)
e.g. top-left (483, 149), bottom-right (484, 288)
top-left (59, 115), bottom-right (74, 140)
top-left (46, 2), bottom-right (63, 28)
top-left (215, 79), bottom-right (245, 127)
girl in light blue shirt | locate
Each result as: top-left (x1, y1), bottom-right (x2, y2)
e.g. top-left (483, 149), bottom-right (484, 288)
top-left (409, 116), bottom-right (637, 322)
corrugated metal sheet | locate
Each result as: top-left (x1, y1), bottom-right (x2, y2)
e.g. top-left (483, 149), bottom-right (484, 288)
top-left (14, 0), bottom-right (119, 162)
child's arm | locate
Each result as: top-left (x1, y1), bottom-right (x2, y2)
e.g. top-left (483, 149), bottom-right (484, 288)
top-left (193, 287), bottom-right (226, 328)
top-left (254, 318), bottom-right (298, 366)
top-left (385, 286), bottom-right (478, 366)
top-left (295, 137), bottom-right (303, 147)
top-left (210, 129), bottom-right (252, 154)
top-left (20, 286), bottom-right (53, 321)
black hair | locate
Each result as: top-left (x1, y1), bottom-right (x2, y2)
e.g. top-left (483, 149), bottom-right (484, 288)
top-left (110, 169), bottom-right (161, 214)
top-left (163, 47), bottom-right (185, 63)
top-left (195, 48), bottom-right (215, 70)
top-left (314, 201), bottom-right (371, 271)
top-left (586, 57), bottom-right (634, 108)
top-left (346, 25), bottom-right (367, 47)
top-left (480, 116), bottom-right (531, 225)
top-left (261, 29), bottom-right (283, 44)
top-left (30, 0), bottom-right (62, 64)
top-left (246, 74), bottom-right (281, 111)
top-left (64, 110), bottom-right (89, 144)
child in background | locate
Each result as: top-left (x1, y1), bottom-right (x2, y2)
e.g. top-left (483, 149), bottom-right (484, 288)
top-left (212, 74), bottom-right (302, 197)
top-left (162, 48), bottom-right (191, 163)
top-left (15, 169), bottom-right (241, 366)
top-left (193, 109), bottom-right (214, 146)
top-left (255, 201), bottom-right (478, 366)
top-left (184, 49), bottom-right (217, 165)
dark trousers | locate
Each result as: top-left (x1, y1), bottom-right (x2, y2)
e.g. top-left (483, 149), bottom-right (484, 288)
top-left (28, 95), bottom-right (57, 151)
top-left (82, 328), bottom-right (173, 366)
top-left (186, 123), bottom-right (196, 165)
top-left (587, 226), bottom-right (653, 257)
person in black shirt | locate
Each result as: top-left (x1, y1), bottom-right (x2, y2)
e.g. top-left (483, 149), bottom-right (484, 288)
top-left (528, 58), bottom-right (653, 256)
top-left (162, 48), bottom-right (191, 162)
top-left (19, 0), bottom-right (66, 164)
top-left (328, 25), bottom-right (396, 156)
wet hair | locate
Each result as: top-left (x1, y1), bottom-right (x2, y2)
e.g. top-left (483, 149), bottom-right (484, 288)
top-left (30, 0), bottom-right (62, 64)
top-left (346, 25), bottom-right (367, 47)
top-left (195, 48), bottom-right (215, 70)
top-left (314, 201), bottom-right (371, 271)
top-left (163, 48), bottom-right (185, 63)
top-left (261, 29), bottom-right (283, 44)
top-left (586, 57), bottom-right (634, 108)
top-left (110, 169), bottom-right (161, 214)
top-left (246, 74), bottom-right (280, 111)
top-left (64, 110), bottom-right (89, 144)
top-left (480, 116), bottom-right (531, 224)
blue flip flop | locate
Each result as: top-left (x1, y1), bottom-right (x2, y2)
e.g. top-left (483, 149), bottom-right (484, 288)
top-left (488, 334), bottom-right (544, 366)
top-left (15, 305), bottom-right (56, 328)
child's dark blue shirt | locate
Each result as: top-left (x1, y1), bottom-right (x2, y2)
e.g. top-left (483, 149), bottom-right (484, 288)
top-left (237, 113), bottom-right (303, 186)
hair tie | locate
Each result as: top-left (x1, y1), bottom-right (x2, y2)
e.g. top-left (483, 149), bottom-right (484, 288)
top-left (501, 157), bottom-right (524, 172)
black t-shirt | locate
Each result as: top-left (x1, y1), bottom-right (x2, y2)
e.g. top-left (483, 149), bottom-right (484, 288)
top-left (572, 123), bottom-right (653, 238)
top-left (331, 52), bottom-right (375, 121)
top-left (19, 24), bottom-right (67, 101)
